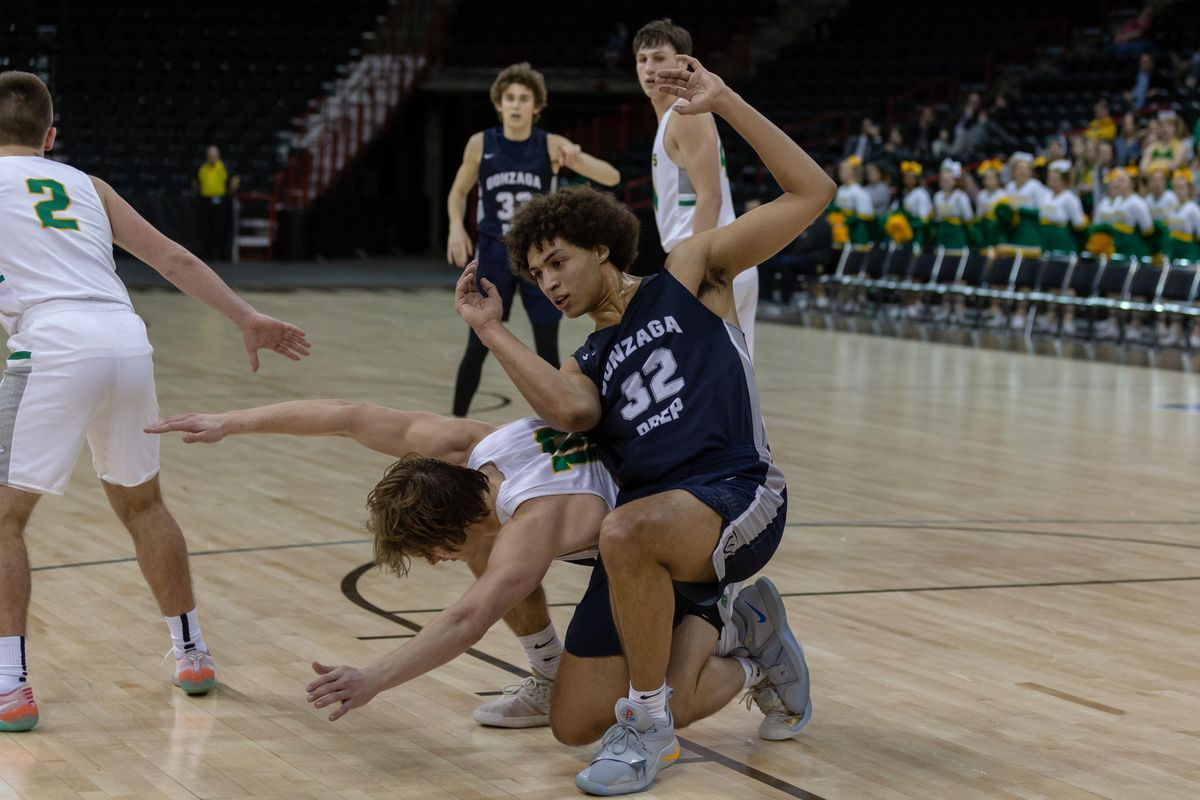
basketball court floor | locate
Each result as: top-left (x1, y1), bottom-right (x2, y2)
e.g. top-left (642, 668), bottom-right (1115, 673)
top-left (2, 289), bottom-right (1196, 799)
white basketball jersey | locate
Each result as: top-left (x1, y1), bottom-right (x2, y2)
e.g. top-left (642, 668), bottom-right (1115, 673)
top-left (0, 157), bottom-right (131, 334)
top-left (467, 416), bottom-right (617, 559)
top-left (651, 105), bottom-right (736, 253)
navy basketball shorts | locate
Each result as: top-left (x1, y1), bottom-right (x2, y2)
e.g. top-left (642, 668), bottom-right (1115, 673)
top-left (565, 465), bottom-right (787, 658)
top-left (476, 235), bottom-right (561, 326)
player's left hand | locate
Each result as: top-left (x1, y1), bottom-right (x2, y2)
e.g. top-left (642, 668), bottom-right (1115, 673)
top-left (454, 260), bottom-right (504, 332)
top-left (307, 661), bottom-right (381, 722)
top-left (239, 312), bottom-right (312, 372)
top-left (555, 140), bottom-right (582, 170)
top-left (654, 54), bottom-right (729, 116)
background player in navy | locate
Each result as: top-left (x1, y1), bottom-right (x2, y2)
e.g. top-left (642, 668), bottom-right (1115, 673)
top-left (456, 56), bottom-right (835, 795)
top-left (445, 63), bottom-right (619, 417)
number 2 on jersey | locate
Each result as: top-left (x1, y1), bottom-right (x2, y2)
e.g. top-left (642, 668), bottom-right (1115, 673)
top-left (26, 178), bottom-right (79, 231)
top-left (619, 348), bottom-right (685, 421)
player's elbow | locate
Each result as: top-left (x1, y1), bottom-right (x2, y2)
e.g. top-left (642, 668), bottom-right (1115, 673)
top-left (551, 404), bottom-right (599, 433)
top-left (814, 172), bottom-right (837, 205)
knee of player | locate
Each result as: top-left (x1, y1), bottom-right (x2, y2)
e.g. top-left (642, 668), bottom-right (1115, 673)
top-left (598, 511), bottom-right (647, 558)
top-left (549, 708), bottom-right (602, 746)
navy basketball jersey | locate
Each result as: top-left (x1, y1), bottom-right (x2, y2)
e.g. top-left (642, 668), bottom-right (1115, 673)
top-left (573, 270), bottom-right (771, 489)
top-left (477, 127), bottom-right (553, 239)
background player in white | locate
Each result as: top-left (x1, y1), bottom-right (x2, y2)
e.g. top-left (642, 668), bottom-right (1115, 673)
top-left (0, 71), bottom-right (311, 732)
top-left (148, 402), bottom-right (786, 737)
top-left (634, 19), bottom-right (760, 359)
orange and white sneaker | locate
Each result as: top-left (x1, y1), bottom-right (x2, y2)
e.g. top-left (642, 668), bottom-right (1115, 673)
top-left (172, 649), bottom-right (216, 695)
top-left (0, 684), bottom-right (38, 732)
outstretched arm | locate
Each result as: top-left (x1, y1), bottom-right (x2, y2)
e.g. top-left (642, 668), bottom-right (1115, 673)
top-left (447, 133), bottom-right (483, 267)
top-left (548, 134), bottom-right (621, 187)
top-left (91, 176), bottom-right (311, 371)
top-left (656, 57), bottom-right (836, 291)
top-left (146, 400), bottom-right (493, 464)
top-left (454, 262), bottom-right (601, 431)
top-left (305, 502), bottom-right (562, 721)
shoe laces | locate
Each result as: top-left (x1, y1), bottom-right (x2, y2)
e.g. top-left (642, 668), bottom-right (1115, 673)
top-left (599, 720), bottom-right (648, 758)
top-left (501, 675), bottom-right (549, 698)
top-left (742, 683), bottom-right (785, 716)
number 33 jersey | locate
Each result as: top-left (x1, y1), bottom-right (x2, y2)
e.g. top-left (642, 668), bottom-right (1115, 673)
top-left (0, 157), bottom-right (131, 334)
top-left (476, 127), bottom-right (552, 239)
top-left (572, 270), bottom-right (772, 491)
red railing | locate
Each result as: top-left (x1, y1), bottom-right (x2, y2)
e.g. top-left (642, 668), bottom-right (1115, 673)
top-left (273, 0), bottom-right (446, 213)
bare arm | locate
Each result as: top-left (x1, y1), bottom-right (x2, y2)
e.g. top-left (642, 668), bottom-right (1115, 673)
top-left (657, 57), bottom-right (836, 292)
top-left (454, 262), bottom-right (601, 431)
top-left (547, 134), bottom-right (621, 187)
top-left (145, 400), bottom-right (493, 464)
top-left (305, 503), bottom-right (561, 721)
top-left (447, 133), bottom-right (483, 267)
top-left (90, 176), bottom-right (311, 370)
top-left (668, 114), bottom-right (723, 234)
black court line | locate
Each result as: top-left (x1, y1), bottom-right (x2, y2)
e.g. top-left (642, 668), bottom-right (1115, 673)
top-left (341, 562), bottom-right (826, 800)
top-left (357, 634), bottom-right (415, 640)
top-left (31, 538), bottom-right (371, 572)
top-left (785, 521), bottom-right (1200, 551)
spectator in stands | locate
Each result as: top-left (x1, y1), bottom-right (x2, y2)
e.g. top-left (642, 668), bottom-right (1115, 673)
top-left (909, 105), bottom-right (936, 156)
top-left (196, 145), bottom-right (237, 261)
top-left (603, 22), bottom-right (628, 70)
top-left (1041, 135), bottom-right (1067, 164)
top-left (1144, 165), bottom-right (1179, 222)
top-left (1084, 140), bottom-right (1115, 212)
top-left (1113, 112), bottom-right (1142, 166)
top-left (864, 161), bottom-right (892, 216)
top-left (932, 127), bottom-right (953, 160)
top-left (843, 117), bottom-right (882, 162)
top-left (1166, 112), bottom-right (1195, 167)
top-left (876, 126), bottom-right (912, 172)
top-left (1085, 99), bottom-right (1117, 141)
top-left (1184, 51), bottom-right (1200, 93)
top-left (1110, 5), bottom-right (1155, 58)
top-left (956, 110), bottom-right (1014, 161)
top-left (1126, 53), bottom-right (1167, 110)
top-left (951, 92), bottom-right (982, 149)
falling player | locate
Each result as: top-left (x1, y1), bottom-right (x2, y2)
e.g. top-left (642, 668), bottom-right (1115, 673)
top-left (446, 62), bottom-right (620, 416)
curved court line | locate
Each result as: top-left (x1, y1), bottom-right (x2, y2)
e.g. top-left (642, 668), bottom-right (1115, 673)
top-left (340, 562), bottom-right (827, 800)
top-left (31, 537), bottom-right (370, 572)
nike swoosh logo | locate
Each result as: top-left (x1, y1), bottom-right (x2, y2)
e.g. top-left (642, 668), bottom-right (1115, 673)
top-left (533, 639), bottom-right (555, 649)
top-left (746, 602), bottom-right (767, 624)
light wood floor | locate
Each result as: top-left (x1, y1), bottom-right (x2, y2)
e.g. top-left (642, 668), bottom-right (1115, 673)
top-left (2, 290), bottom-right (1198, 800)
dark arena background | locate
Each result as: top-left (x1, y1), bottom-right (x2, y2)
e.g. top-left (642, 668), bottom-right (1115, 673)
top-left (1, 1), bottom-right (1199, 798)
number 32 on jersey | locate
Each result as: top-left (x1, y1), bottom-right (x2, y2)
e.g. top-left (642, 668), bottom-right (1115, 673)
top-left (619, 347), bottom-right (686, 436)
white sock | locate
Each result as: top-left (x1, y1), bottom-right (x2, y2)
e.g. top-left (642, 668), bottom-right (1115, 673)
top-left (736, 656), bottom-right (763, 690)
top-left (165, 609), bottom-right (208, 658)
top-left (712, 620), bottom-right (741, 657)
top-left (517, 623), bottom-right (562, 680)
top-left (629, 682), bottom-right (670, 723)
top-left (0, 636), bottom-right (27, 692)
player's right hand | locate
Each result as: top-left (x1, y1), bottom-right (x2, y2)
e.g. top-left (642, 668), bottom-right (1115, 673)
top-left (454, 260), bottom-right (504, 332)
top-left (144, 413), bottom-right (229, 444)
top-left (447, 227), bottom-right (474, 267)
top-left (655, 54), bottom-right (729, 116)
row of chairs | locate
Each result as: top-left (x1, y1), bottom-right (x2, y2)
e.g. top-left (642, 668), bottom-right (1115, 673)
top-left (817, 243), bottom-right (1200, 346)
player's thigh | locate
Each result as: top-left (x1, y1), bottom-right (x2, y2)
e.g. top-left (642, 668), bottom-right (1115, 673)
top-left (87, 352), bottom-right (160, 488)
top-left (601, 490), bottom-right (723, 583)
top-left (0, 355), bottom-right (110, 496)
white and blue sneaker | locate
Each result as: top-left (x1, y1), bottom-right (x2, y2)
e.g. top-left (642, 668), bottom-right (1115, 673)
top-left (732, 576), bottom-right (813, 736)
top-left (575, 698), bottom-right (680, 796)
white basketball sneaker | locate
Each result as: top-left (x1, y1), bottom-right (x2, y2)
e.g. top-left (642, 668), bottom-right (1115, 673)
top-left (731, 576), bottom-right (813, 735)
top-left (473, 675), bottom-right (552, 728)
top-left (575, 698), bottom-right (680, 796)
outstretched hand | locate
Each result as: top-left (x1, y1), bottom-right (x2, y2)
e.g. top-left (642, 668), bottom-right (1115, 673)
top-left (454, 260), bottom-right (504, 333)
top-left (144, 413), bottom-right (228, 443)
top-left (654, 54), bottom-right (729, 116)
top-left (307, 661), bottom-right (381, 722)
top-left (239, 312), bottom-right (312, 372)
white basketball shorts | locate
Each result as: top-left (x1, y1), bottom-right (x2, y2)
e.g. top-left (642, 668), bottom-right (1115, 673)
top-left (0, 301), bottom-right (159, 495)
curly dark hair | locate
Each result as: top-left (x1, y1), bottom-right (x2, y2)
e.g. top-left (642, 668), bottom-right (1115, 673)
top-left (367, 456), bottom-right (491, 576)
top-left (505, 186), bottom-right (640, 282)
